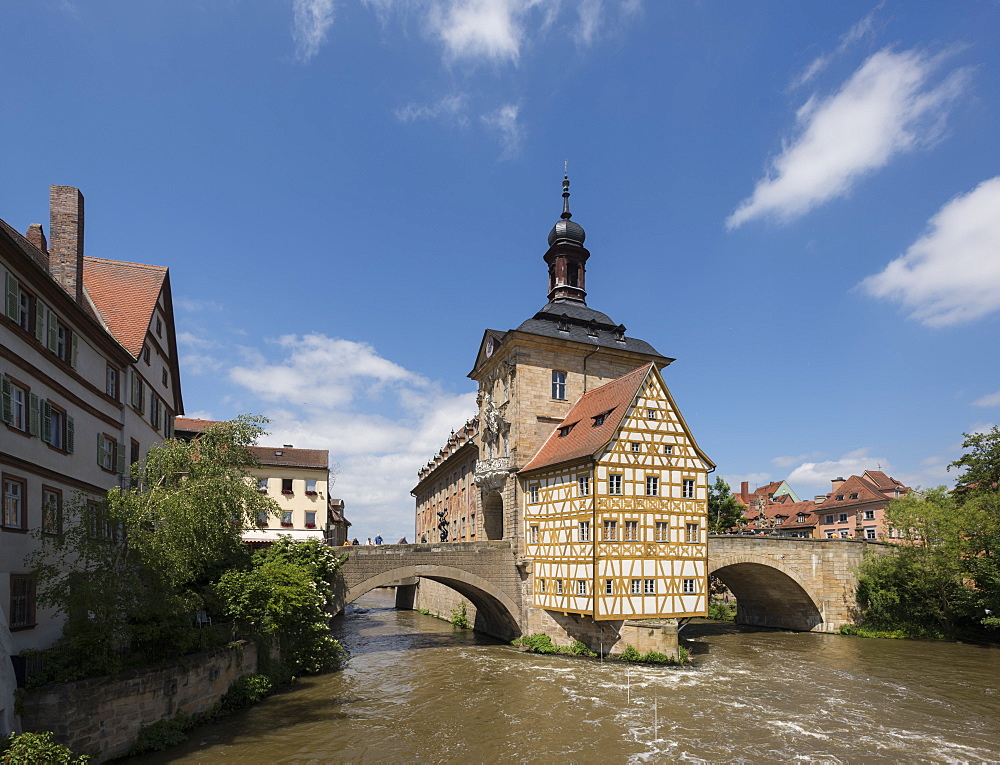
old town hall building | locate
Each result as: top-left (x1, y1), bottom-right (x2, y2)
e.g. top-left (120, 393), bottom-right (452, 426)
top-left (413, 176), bottom-right (713, 648)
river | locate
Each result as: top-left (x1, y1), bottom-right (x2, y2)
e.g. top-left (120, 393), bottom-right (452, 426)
top-left (140, 589), bottom-right (1000, 763)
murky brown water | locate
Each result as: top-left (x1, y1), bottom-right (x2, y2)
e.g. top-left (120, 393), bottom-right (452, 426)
top-left (139, 590), bottom-right (1000, 763)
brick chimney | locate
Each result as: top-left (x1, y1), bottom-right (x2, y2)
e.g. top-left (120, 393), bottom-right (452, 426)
top-left (25, 223), bottom-right (48, 253)
top-left (48, 185), bottom-right (85, 304)
top-left (741, 480), bottom-right (749, 497)
top-left (830, 476), bottom-right (846, 494)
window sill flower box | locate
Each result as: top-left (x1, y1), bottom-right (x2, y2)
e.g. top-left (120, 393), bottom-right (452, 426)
top-left (281, 522), bottom-right (294, 527)
top-left (305, 491), bottom-right (318, 496)
top-left (305, 523), bottom-right (316, 529)
top-left (257, 488), bottom-right (268, 493)
top-left (281, 490), bottom-right (294, 495)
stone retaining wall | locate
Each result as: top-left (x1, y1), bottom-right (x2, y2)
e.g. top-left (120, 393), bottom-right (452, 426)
top-left (19, 641), bottom-right (257, 762)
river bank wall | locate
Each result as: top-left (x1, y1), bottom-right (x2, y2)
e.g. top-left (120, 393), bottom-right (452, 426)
top-left (19, 640), bottom-right (258, 762)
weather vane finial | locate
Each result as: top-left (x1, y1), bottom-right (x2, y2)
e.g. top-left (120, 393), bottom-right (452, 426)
top-left (561, 161), bottom-right (572, 219)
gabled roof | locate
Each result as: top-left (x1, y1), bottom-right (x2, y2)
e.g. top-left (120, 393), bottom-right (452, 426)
top-left (816, 473), bottom-right (901, 510)
top-left (250, 446), bottom-right (328, 470)
top-left (744, 500), bottom-right (819, 530)
top-left (515, 299), bottom-right (668, 359)
top-left (520, 363), bottom-right (654, 473)
top-left (83, 256), bottom-right (167, 359)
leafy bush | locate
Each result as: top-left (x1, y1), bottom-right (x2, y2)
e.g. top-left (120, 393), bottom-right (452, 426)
top-left (450, 601), bottom-right (471, 630)
top-left (128, 714), bottom-right (189, 755)
top-left (221, 673), bottom-right (274, 711)
top-left (618, 645), bottom-right (642, 663)
top-left (567, 640), bottom-right (596, 657)
top-left (0, 731), bottom-right (90, 764)
top-left (707, 601), bottom-right (736, 621)
top-left (512, 634), bottom-right (559, 654)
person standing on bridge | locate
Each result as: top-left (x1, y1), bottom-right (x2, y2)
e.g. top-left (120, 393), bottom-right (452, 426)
top-left (375, 534), bottom-right (383, 545)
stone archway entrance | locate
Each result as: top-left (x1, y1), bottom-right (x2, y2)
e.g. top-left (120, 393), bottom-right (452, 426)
top-left (711, 562), bottom-right (824, 631)
top-left (482, 491), bottom-right (504, 540)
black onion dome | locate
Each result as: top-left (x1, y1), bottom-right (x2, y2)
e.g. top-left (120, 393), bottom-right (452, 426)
top-left (547, 171), bottom-right (586, 246)
top-left (547, 218), bottom-right (586, 246)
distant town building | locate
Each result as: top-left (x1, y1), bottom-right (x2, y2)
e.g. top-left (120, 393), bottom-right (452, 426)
top-left (173, 417), bottom-right (343, 547)
top-left (413, 418), bottom-right (477, 543)
top-left (734, 471), bottom-right (910, 541)
top-left (1, 186), bottom-right (183, 734)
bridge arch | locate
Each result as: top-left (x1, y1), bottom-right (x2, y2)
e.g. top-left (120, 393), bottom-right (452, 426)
top-left (336, 564), bottom-right (521, 640)
top-left (710, 553), bottom-right (824, 632)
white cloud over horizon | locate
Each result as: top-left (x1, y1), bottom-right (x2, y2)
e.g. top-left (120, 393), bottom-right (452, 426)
top-left (728, 47), bottom-right (970, 228)
top-left (218, 333), bottom-right (476, 540)
top-left (860, 176), bottom-right (1000, 327)
top-left (973, 391), bottom-right (1000, 408)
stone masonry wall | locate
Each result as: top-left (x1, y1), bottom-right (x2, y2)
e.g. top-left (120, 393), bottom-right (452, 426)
top-left (19, 641), bottom-right (257, 762)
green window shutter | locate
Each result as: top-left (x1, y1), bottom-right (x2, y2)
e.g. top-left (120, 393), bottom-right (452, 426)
top-left (66, 415), bottom-right (74, 454)
top-left (46, 308), bottom-right (57, 351)
top-left (5, 272), bottom-right (18, 321)
top-left (28, 393), bottom-right (40, 436)
top-left (34, 301), bottom-right (45, 343)
top-left (70, 332), bottom-right (78, 368)
top-left (139, 379), bottom-right (145, 411)
top-left (1, 376), bottom-right (11, 424)
top-left (116, 445), bottom-right (125, 474)
top-left (97, 433), bottom-right (106, 466)
top-left (41, 400), bottom-right (51, 444)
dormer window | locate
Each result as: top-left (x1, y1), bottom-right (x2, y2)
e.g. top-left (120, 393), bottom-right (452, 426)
top-left (558, 423), bottom-right (575, 438)
top-left (587, 321), bottom-right (598, 338)
top-left (849, 492), bottom-right (859, 500)
top-left (836, 495), bottom-right (844, 501)
top-left (797, 514), bottom-right (806, 523)
top-left (592, 409), bottom-right (613, 427)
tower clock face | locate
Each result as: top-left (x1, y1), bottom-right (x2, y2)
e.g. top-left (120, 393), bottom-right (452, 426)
top-left (486, 337), bottom-right (495, 358)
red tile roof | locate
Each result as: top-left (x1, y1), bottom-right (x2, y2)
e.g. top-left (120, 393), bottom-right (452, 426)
top-left (250, 446), bottom-right (328, 470)
top-left (744, 500), bottom-right (819, 531)
top-left (815, 473), bottom-right (908, 510)
top-left (174, 417), bottom-right (217, 434)
top-left (83, 256), bottom-right (166, 358)
top-left (520, 364), bottom-right (655, 473)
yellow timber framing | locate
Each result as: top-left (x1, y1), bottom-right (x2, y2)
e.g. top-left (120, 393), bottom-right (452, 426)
top-left (522, 365), bottom-right (710, 620)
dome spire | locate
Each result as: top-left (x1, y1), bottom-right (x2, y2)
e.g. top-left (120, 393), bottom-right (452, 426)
top-left (561, 161), bottom-right (572, 220)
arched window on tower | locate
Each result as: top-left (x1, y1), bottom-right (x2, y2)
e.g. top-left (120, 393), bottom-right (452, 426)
top-left (567, 262), bottom-right (579, 287)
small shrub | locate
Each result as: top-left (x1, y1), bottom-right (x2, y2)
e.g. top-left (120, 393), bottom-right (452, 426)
top-left (567, 640), bottom-right (596, 657)
top-left (450, 601), bottom-right (471, 630)
top-left (512, 633), bottom-right (559, 654)
top-left (708, 601), bottom-right (736, 621)
top-left (619, 644), bottom-right (641, 663)
top-left (128, 714), bottom-right (190, 756)
top-left (417, 608), bottom-right (431, 615)
top-left (0, 731), bottom-right (90, 764)
top-left (639, 650), bottom-right (672, 664)
top-left (221, 673), bottom-right (274, 712)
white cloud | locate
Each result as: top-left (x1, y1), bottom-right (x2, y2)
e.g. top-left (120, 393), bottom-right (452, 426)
top-left (785, 448), bottom-right (889, 492)
top-left (481, 102), bottom-right (524, 158)
top-left (973, 391), bottom-right (1000, 408)
top-left (860, 176), bottom-right (1000, 327)
top-left (292, 0), bottom-right (336, 62)
top-left (790, 4), bottom-right (881, 90)
top-left (225, 333), bottom-right (477, 541)
top-left (180, 353), bottom-right (223, 376)
top-left (431, 0), bottom-right (526, 63)
top-left (174, 298), bottom-right (222, 313)
top-left (728, 47), bottom-right (969, 228)
top-left (771, 451), bottom-right (824, 469)
top-left (394, 93), bottom-right (468, 124)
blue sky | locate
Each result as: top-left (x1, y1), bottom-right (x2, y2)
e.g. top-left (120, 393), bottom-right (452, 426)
top-left (4, 1), bottom-right (1000, 541)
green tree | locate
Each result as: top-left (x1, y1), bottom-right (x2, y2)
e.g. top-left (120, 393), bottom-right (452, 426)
top-left (708, 477), bottom-right (745, 534)
top-left (29, 415), bottom-right (280, 673)
top-left (215, 538), bottom-right (348, 675)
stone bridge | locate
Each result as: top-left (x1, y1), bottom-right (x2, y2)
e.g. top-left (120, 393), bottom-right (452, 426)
top-left (334, 536), bottom-right (890, 635)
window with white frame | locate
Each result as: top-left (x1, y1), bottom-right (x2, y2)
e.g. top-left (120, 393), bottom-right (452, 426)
top-left (838, 513), bottom-right (848, 523)
top-left (257, 508), bottom-right (269, 525)
top-left (655, 521), bottom-right (669, 541)
top-left (609, 474), bottom-right (622, 495)
top-left (630, 579), bottom-right (641, 595)
top-left (578, 521), bottom-right (590, 542)
top-left (282, 511), bottom-right (293, 526)
top-left (106, 366), bottom-right (118, 399)
top-left (305, 479), bottom-right (318, 495)
top-left (577, 580), bottom-right (587, 596)
top-left (578, 475), bottom-right (589, 496)
top-left (2, 377), bottom-right (28, 432)
top-left (551, 370), bottom-right (567, 400)
top-left (624, 520), bottom-right (639, 541)
top-left (646, 408), bottom-right (657, 420)
top-left (3, 476), bottom-right (25, 529)
top-left (826, 531), bottom-right (835, 538)
top-left (646, 475), bottom-right (659, 496)
top-left (603, 519), bottom-right (617, 541)
top-left (556, 579), bottom-right (563, 595)
top-left (98, 434), bottom-right (118, 472)
top-left (685, 522), bottom-right (699, 543)
top-left (865, 527), bottom-right (876, 539)
top-left (644, 579), bottom-right (655, 595)
top-left (682, 479), bottom-right (695, 499)
top-left (864, 509), bottom-right (875, 520)
top-left (839, 530), bottom-right (850, 538)
top-left (305, 511), bottom-right (316, 528)
top-left (664, 444), bottom-right (673, 455)
top-left (631, 442), bottom-right (641, 453)
top-left (530, 525), bottom-right (539, 544)
top-left (824, 514), bottom-right (834, 524)
top-left (151, 396), bottom-right (161, 430)
top-left (529, 485), bottom-right (539, 503)
top-left (539, 579), bottom-right (546, 594)
top-left (42, 402), bottom-right (72, 452)
top-left (682, 579), bottom-right (696, 594)
top-left (605, 579), bottom-right (613, 595)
